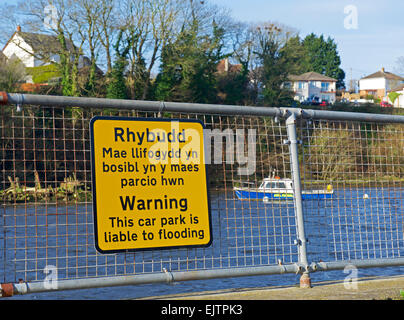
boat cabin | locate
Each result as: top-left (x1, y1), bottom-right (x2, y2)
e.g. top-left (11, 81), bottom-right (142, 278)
top-left (259, 178), bottom-right (293, 190)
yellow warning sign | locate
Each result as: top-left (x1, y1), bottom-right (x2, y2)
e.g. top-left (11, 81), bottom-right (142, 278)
top-left (90, 116), bottom-right (212, 253)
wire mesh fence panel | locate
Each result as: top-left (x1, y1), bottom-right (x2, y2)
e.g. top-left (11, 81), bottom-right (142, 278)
top-left (0, 104), bottom-right (299, 285)
top-left (300, 120), bottom-right (404, 263)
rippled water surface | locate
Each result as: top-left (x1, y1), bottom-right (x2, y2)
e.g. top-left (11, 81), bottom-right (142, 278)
top-left (4, 187), bottom-right (403, 300)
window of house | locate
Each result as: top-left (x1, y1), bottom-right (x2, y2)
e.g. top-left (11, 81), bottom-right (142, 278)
top-left (284, 82), bottom-right (292, 89)
top-left (321, 82), bottom-right (330, 91)
top-left (298, 82), bottom-right (304, 89)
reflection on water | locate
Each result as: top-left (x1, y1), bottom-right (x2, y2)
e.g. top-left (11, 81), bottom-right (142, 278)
top-left (2, 187), bottom-right (404, 300)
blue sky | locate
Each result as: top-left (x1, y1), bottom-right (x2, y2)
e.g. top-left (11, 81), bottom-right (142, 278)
top-left (211, 0), bottom-right (404, 81)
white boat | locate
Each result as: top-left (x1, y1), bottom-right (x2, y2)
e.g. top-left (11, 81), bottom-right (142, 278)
top-left (234, 177), bottom-right (333, 201)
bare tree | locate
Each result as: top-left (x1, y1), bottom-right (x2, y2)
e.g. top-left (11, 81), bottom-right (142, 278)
top-left (120, 0), bottom-right (182, 99)
top-left (69, 0), bottom-right (104, 94)
top-left (95, 0), bottom-right (117, 75)
top-left (394, 56), bottom-right (404, 77)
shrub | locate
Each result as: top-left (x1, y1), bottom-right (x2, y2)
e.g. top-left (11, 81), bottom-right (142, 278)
top-left (26, 64), bottom-right (61, 84)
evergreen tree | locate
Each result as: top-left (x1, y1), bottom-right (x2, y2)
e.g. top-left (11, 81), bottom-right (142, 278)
top-left (216, 60), bottom-right (250, 105)
top-left (281, 35), bottom-right (308, 75)
top-left (255, 24), bottom-right (296, 107)
top-left (301, 33), bottom-right (346, 89)
top-left (106, 30), bottom-right (131, 99)
top-left (154, 20), bottom-right (226, 103)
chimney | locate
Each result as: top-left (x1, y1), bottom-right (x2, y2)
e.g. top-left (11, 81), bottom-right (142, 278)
top-left (16, 25), bottom-right (21, 32)
top-left (381, 67), bottom-right (385, 73)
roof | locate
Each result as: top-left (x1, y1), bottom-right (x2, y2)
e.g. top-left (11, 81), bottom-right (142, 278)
top-left (217, 59), bottom-right (242, 74)
top-left (391, 83), bottom-right (404, 92)
top-left (3, 30), bottom-right (76, 55)
top-left (17, 31), bottom-right (75, 53)
top-left (288, 71), bottom-right (337, 82)
top-left (361, 69), bottom-right (404, 81)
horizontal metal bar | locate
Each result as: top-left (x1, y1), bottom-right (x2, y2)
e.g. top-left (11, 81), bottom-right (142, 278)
top-left (4, 92), bottom-right (283, 118)
top-left (3, 92), bottom-right (404, 123)
top-left (8, 264), bottom-right (300, 296)
top-left (300, 108), bottom-right (404, 124)
top-left (310, 258), bottom-right (404, 272)
top-left (8, 258), bottom-right (404, 295)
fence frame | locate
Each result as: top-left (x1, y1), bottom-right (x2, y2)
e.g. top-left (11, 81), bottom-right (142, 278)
top-left (1, 92), bottom-right (403, 297)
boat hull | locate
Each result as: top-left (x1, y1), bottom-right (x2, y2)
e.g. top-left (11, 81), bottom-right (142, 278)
top-left (234, 188), bottom-right (333, 201)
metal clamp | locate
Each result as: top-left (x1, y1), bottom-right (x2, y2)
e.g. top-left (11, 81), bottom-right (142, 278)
top-left (162, 268), bottom-right (174, 284)
top-left (294, 238), bottom-right (309, 246)
top-left (283, 139), bottom-right (302, 145)
top-left (158, 101), bottom-right (166, 117)
top-left (277, 260), bottom-right (287, 274)
top-left (14, 93), bottom-right (24, 112)
top-left (294, 264), bottom-right (303, 275)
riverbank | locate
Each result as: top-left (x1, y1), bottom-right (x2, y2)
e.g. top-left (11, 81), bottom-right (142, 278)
top-left (138, 275), bottom-right (404, 300)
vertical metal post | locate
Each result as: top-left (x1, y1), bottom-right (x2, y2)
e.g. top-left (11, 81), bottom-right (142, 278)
top-left (286, 113), bottom-right (311, 288)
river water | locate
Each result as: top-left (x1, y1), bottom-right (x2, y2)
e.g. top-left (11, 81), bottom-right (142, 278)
top-left (4, 187), bottom-right (404, 300)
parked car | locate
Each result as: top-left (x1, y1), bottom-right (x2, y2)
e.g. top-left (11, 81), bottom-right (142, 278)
top-left (301, 100), bottom-right (312, 106)
top-left (301, 97), bottom-right (320, 106)
top-left (380, 101), bottom-right (393, 108)
top-left (319, 101), bottom-right (328, 107)
top-left (311, 98), bottom-right (320, 106)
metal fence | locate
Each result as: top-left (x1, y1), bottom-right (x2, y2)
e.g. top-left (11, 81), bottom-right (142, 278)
top-left (0, 92), bottom-right (403, 297)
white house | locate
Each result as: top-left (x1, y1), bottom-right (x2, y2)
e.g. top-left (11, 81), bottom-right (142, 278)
top-left (2, 26), bottom-right (90, 69)
top-left (284, 71), bottom-right (337, 104)
top-left (359, 68), bottom-right (404, 99)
